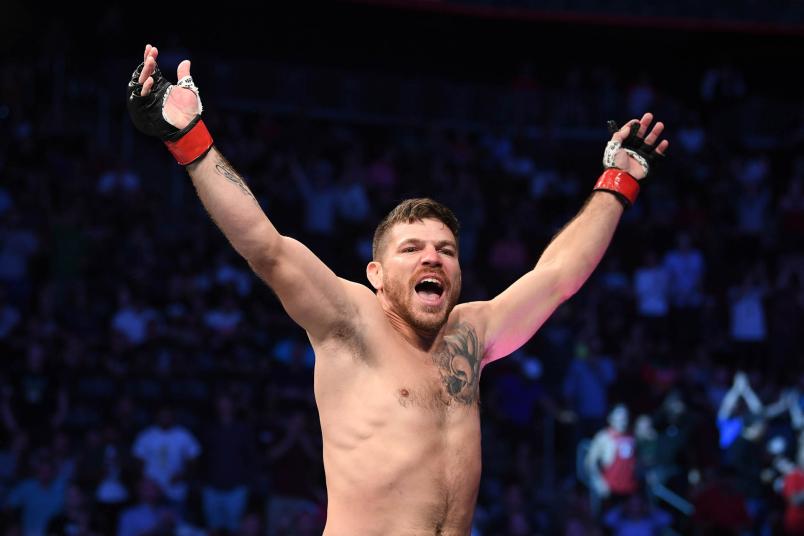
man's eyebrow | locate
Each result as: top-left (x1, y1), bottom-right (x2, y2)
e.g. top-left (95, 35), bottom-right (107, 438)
top-left (396, 238), bottom-right (456, 248)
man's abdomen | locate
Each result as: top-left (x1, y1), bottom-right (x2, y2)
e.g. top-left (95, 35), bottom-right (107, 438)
top-left (319, 391), bottom-right (482, 535)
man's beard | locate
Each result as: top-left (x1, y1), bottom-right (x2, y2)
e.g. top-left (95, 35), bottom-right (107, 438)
top-left (383, 271), bottom-right (461, 334)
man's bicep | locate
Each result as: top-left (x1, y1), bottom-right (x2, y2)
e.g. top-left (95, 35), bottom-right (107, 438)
top-left (248, 235), bottom-right (358, 340)
top-left (482, 262), bottom-right (568, 363)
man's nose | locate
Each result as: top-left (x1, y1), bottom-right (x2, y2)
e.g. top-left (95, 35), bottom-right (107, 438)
top-left (420, 245), bottom-right (442, 266)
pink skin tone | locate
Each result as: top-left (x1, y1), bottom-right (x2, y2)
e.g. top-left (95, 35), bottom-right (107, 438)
top-left (367, 218), bottom-right (461, 340)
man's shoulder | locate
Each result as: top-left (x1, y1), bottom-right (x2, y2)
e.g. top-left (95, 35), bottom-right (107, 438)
top-left (339, 278), bottom-right (378, 304)
top-left (449, 300), bottom-right (490, 326)
top-left (441, 303), bottom-right (490, 361)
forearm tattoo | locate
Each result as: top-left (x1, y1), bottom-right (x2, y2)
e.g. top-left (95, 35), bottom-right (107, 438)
top-left (433, 323), bottom-right (482, 405)
top-left (214, 155), bottom-right (258, 204)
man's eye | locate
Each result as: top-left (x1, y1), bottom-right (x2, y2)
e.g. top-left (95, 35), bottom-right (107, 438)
top-left (403, 247), bottom-right (416, 253)
top-left (440, 249), bottom-right (455, 256)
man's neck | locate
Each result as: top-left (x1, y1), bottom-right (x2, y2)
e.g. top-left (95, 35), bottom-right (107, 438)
top-left (379, 298), bottom-right (442, 352)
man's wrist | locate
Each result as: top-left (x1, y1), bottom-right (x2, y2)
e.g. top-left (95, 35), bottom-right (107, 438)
top-left (185, 143), bottom-right (217, 172)
top-left (593, 188), bottom-right (629, 210)
top-left (593, 168), bottom-right (639, 208)
top-left (164, 116), bottom-right (214, 166)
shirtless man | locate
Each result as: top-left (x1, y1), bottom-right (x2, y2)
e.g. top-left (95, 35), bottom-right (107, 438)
top-left (126, 44), bottom-right (669, 535)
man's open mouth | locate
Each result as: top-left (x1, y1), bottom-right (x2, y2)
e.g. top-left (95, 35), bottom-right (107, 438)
top-left (414, 277), bottom-right (445, 304)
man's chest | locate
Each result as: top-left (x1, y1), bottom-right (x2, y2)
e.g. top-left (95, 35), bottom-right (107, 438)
top-left (328, 321), bottom-right (483, 401)
top-left (314, 321), bottom-right (484, 434)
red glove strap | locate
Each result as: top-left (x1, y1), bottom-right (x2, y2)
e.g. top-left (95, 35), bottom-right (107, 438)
top-left (594, 168), bottom-right (640, 207)
top-left (164, 120), bottom-right (214, 166)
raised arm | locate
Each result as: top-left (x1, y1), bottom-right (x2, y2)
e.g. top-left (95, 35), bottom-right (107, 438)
top-left (127, 45), bottom-right (357, 341)
top-left (718, 371), bottom-right (764, 420)
top-left (740, 374), bottom-right (764, 415)
top-left (481, 113), bottom-right (668, 363)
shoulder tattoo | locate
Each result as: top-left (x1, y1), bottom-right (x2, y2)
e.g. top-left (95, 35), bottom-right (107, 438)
top-left (433, 322), bottom-right (482, 405)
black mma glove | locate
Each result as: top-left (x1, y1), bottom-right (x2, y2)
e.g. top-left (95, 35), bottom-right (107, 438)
top-left (603, 119), bottom-right (665, 178)
top-left (127, 61), bottom-right (213, 165)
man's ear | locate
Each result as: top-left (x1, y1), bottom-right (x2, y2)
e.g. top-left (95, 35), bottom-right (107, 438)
top-left (366, 261), bottom-right (383, 291)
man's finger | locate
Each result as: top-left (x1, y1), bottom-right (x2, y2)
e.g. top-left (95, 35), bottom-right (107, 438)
top-left (138, 56), bottom-right (154, 84)
top-left (643, 121), bottom-right (664, 146)
top-left (177, 60), bottom-right (191, 80)
top-left (655, 139), bottom-right (670, 156)
top-left (141, 77), bottom-right (154, 97)
top-left (637, 112), bottom-right (653, 138)
top-left (613, 119), bottom-right (638, 143)
top-left (144, 44), bottom-right (151, 62)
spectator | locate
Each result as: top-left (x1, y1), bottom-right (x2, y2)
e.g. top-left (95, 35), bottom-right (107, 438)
top-left (729, 266), bottom-right (769, 370)
top-left (626, 73), bottom-right (655, 118)
top-left (692, 467), bottom-right (751, 535)
top-left (131, 405), bottom-right (200, 507)
top-left (676, 111), bottom-right (707, 156)
top-left (563, 339), bottom-right (617, 441)
top-left (634, 414), bottom-right (659, 481)
top-left (290, 156), bottom-right (339, 239)
top-left (718, 371), bottom-right (764, 450)
top-left (586, 404), bottom-right (638, 500)
top-left (334, 150), bottom-right (371, 228)
top-left (110, 287), bottom-right (158, 347)
top-left (652, 391), bottom-right (696, 485)
top-left (563, 485), bottom-right (603, 536)
top-left (768, 266), bottom-right (804, 380)
top-left (781, 434), bottom-right (804, 535)
top-left (116, 478), bottom-right (177, 536)
top-left (603, 492), bottom-right (672, 536)
top-left (4, 450), bottom-right (68, 536)
top-left (663, 232), bottom-right (706, 349)
top-left (6, 343), bottom-right (68, 449)
top-left (200, 393), bottom-right (257, 532)
top-left (97, 159), bottom-right (142, 196)
top-left (44, 483), bottom-right (103, 535)
top-left (726, 411), bottom-right (769, 530)
top-left (632, 250), bottom-right (669, 341)
top-left (487, 223), bottom-right (528, 281)
top-left (203, 291), bottom-right (243, 337)
top-left (214, 251), bottom-right (253, 298)
top-left (266, 409), bottom-right (324, 536)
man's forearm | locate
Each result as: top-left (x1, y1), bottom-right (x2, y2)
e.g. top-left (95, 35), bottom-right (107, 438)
top-left (185, 146), bottom-right (280, 262)
top-left (537, 191), bottom-right (624, 297)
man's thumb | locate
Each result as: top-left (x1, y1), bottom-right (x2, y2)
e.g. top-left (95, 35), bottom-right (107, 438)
top-left (177, 60), bottom-right (191, 80)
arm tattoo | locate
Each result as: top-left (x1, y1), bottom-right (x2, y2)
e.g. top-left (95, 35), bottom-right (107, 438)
top-left (213, 155), bottom-right (258, 205)
top-left (433, 322), bottom-right (482, 405)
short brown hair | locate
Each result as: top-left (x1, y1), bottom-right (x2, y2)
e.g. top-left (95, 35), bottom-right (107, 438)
top-left (372, 198), bottom-right (460, 260)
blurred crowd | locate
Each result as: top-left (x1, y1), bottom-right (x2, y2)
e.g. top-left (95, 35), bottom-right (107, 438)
top-left (427, 0), bottom-right (804, 25)
top-left (1, 22), bottom-right (804, 536)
